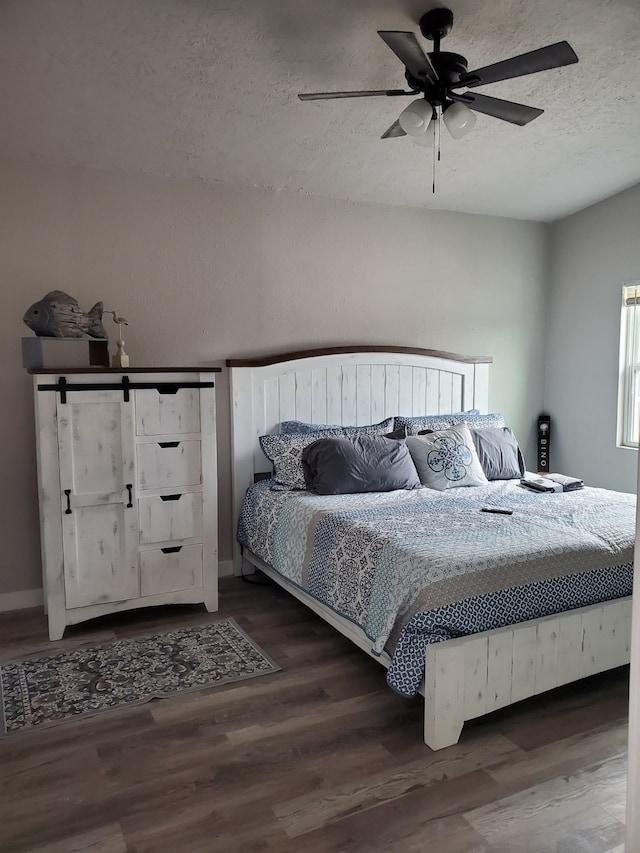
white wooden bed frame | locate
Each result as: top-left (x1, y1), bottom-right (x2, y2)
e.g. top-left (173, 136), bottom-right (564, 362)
top-left (227, 346), bottom-right (632, 750)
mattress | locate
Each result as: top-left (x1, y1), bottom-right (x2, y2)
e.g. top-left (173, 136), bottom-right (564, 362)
top-left (238, 479), bottom-right (635, 697)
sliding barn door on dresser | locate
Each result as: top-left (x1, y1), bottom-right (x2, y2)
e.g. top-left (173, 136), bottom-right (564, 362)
top-left (57, 390), bottom-right (138, 609)
top-left (32, 368), bottom-right (220, 640)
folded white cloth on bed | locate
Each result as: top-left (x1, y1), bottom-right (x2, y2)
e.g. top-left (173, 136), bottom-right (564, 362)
top-left (546, 473), bottom-right (584, 491)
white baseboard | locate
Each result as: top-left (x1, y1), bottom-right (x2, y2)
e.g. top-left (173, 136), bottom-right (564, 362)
top-left (0, 588), bottom-right (44, 613)
top-left (1, 561), bottom-right (235, 613)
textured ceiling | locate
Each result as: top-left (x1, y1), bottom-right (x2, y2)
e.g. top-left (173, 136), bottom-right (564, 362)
top-left (1, 0), bottom-right (639, 220)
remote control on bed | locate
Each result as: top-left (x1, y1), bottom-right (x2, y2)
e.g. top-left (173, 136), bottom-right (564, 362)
top-left (481, 507), bottom-right (513, 515)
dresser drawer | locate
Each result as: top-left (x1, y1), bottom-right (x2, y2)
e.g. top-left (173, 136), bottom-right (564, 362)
top-left (138, 492), bottom-right (203, 544)
top-left (136, 441), bottom-right (202, 490)
top-left (140, 544), bottom-right (203, 596)
top-left (135, 388), bottom-right (201, 436)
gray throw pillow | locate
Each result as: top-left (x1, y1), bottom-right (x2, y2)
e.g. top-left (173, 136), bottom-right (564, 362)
top-left (301, 435), bottom-right (421, 495)
top-left (469, 427), bottom-right (526, 480)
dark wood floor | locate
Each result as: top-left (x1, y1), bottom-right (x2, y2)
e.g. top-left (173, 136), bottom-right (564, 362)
top-left (0, 576), bottom-right (629, 853)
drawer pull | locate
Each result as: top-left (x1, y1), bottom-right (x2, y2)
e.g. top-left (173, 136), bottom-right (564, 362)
top-left (126, 484), bottom-right (133, 508)
top-left (155, 384), bottom-right (180, 395)
top-left (64, 489), bottom-right (72, 514)
top-left (158, 441), bottom-right (180, 448)
top-left (160, 493), bottom-right (182, 501)
top-left (161, 546), bottom-right (183, 554)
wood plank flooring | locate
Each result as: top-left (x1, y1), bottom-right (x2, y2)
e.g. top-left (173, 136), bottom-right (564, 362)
top-left (0, 577), bottom-right (629, 852)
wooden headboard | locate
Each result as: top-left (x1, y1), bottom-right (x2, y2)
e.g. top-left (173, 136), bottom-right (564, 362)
top-left (226, 346), bottom-right (492, 572)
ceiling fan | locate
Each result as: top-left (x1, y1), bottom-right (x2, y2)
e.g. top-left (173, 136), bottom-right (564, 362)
top-left (298, 7), bottom-right (578, 185)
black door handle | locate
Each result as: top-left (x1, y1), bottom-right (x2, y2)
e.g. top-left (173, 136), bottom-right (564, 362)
top-left (64, 489), bottom-right (72, 514)
top-left (126, 484), bottom-right (133, 508)
top-left (160, 494), bottom-right (182, 502)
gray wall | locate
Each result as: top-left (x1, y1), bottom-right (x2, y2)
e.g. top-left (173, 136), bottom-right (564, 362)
top-left (0, 163), bottom-right (548, 597)
top-left (545, 182), bottom-right (640, 493)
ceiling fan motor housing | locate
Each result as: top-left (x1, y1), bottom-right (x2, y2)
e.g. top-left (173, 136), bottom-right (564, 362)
top-left (405, 51), bottom-right (468, 105)
top-left (419, 8), bottom-right (454, 41)
top-left (431, 52), bottom-right (468, 84)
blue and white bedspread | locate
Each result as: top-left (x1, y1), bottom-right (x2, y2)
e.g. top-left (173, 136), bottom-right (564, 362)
top-left (238, 480), bottom-right (635, 697)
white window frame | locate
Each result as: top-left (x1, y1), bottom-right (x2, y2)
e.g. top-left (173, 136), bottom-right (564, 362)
top-left (618, 282), bottom-right (640, 449)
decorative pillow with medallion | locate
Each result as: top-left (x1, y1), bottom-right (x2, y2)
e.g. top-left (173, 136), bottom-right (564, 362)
top-left (405, 423), bottom-right (488, 490)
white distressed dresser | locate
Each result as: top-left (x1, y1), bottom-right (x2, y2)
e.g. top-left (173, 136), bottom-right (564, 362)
top-left (30, 368), bottom-right (220, 640)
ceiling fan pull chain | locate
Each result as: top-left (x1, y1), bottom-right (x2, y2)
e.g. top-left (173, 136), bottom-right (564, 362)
top-left (432, 120), bottom-right (437, 194)
top-left (432, 149), bottom-right (435, 194)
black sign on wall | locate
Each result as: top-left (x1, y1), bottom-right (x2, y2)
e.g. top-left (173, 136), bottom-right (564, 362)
top-left (537, 414), bottom-right (551, 472)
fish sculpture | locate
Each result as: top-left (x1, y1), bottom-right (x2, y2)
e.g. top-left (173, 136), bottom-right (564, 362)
top-left (23, 291), bottom-right (107, 338)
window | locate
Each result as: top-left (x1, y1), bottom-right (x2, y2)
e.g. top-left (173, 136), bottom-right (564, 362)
top-left (619, 283), bottom-right (640, 448)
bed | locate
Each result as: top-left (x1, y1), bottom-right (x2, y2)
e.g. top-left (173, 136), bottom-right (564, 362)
top-left (227, 346), bottom-right (635, 749)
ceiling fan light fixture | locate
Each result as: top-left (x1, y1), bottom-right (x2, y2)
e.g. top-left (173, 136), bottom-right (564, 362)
top-left (443, 101), bottom-right (476, 138)
top-left (411, 128), bottom-right (434, 147)
top-left (398, 98), bottom-right (433, 136)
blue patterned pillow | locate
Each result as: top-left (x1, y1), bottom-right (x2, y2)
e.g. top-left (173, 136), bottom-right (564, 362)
top-left (280, 417), bottom-right (394, 436)
top-left (260, 419), bottom-right (395, 490)
top-left (395, 410), bottom-right (481, 436)
top-left (452, 412), bottom-right (505, 429)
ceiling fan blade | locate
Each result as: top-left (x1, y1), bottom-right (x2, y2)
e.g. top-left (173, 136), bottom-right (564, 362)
top-left (449, 91), bottom-right (543, 125)
top-left (381, 120), bottom-right (406, 139)
top-left (377, 31), bottom-right (438, 86)
top-left (453, 41), bottom-right (578, 89)
top-left (298, 89), bottom-right (416, 101)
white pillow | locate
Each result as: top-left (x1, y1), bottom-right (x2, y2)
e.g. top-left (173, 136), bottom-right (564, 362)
top-left (406, 423), bottom-right (488, 490)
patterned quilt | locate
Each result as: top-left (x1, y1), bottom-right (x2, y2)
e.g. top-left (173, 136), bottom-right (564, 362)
top-left (238, 480), bottom-right (635, 696)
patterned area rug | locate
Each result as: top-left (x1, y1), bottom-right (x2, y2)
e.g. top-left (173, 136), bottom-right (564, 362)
top-left (0, 618), bottom-right (280, 735)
